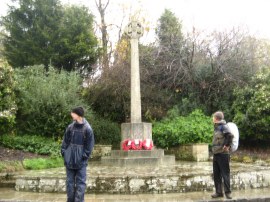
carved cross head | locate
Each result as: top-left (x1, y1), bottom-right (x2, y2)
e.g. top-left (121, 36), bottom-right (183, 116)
top-left (125, 21), bottom-right (144, 39)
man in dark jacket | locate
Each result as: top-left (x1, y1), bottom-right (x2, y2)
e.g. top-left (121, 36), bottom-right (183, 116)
top-left (211, 111), bottom-right (233, 199)
top-left (61, 107), bottom-right (94, 202)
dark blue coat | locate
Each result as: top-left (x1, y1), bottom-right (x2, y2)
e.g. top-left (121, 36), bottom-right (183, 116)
top-left (61, 119), bottom-right (94, 169)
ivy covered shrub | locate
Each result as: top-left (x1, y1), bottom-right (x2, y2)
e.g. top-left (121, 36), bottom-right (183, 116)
top-left (153, 109), bottom-right (213, 148)
top-left (0, 61), bottom-right (17, 134)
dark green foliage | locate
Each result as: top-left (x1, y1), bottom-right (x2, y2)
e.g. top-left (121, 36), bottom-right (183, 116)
top-left (0, 134), bottom-right (60, 156)
top-left (52, 5), bottom-right (99, 72)
top-left (140, 44), bottom-right (177, 121)
top-left (1, 0), bottom-right (99, 72)
top-left (0, 61), bottom-right (17, 134)
top-left (153, 109), bottom-right (213, 148)
top-left (156, 9), bottom-right (183, 48)
top-left (84, 81), bottom-right (130, 123)
top-left (1, 0), bottom-right (62, 68)
top-left (232, 68), bottom-right (270, 140)
top-left (89, 115), bottom-right (121, 148)
top-left (14, 65), bottom-right (89, 137)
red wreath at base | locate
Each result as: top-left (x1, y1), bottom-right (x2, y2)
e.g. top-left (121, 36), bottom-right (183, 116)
top-left (122, 139), bottom-right (133, 151)
top-left (122, 139), bottom-right (154, 151)
top-left (131, 139), bottom-right (143, 150)
top-left (142, 139), bottom-right (153, 150)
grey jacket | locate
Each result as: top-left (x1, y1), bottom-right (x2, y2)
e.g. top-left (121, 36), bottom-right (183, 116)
top-left (212, 120), bottom-right (234, 154)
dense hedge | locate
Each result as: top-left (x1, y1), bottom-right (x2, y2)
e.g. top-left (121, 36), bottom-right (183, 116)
top-left (89, 115), bottom-right (121, 147)
top-left (0, 134), bottom-right (60, 156)
top-left (153, 109), bottom-right (213, 148)
top-left (14, 65), bottom-right (90, 137)
top-left (233, 68), bottom-right (270, 140)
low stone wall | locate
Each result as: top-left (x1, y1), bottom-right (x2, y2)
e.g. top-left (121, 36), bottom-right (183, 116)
top-left (15, 169), bottom-right (270, 194)
top-left (0, 173), bottom-right (15, 188)
top-left (167, 144), bottom-right (209, 161)
top-left (91, 145), bottom-right (112, 160)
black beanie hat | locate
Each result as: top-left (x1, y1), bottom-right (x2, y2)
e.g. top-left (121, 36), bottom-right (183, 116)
top-left (71, 107), bottom-right (84, 117)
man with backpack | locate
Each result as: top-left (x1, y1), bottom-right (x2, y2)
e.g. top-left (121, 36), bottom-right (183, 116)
top-left (61, 107), bottom-right (95, 202)
top-left (211, 111), bottom-right (234, 199)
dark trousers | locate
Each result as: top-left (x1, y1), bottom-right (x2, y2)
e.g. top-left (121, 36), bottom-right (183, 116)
top-left (66, 166), bottom-right (87, 202)
top-left (213, 153), bottom-right (231, 194)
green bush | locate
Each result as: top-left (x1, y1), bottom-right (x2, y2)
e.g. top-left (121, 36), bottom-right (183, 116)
top-left (89, 115), bottom-right (121, 148)
top-left (14, 65), bottom-right (90, 137)
top-left (232, 68), bottom-right (270, 140)
top-left (153, 109), bottom-right (213, 148)
top-left (0, 134), bottom-right (60, 156)
top-left (0, 61), bottom-right (17, 134)
top-left (23, 157), bottom-right (63, 170)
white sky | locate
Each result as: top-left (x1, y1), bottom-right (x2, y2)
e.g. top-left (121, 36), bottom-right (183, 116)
top-left (1, 0), bottom-right (270, 43)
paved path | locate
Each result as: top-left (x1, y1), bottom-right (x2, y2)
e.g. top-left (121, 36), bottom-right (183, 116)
top-left (1, 187), bottom-right (270, 202)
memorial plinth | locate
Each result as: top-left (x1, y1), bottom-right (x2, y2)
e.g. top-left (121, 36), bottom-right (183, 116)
top-left (121, 122), bottom-right (152, 140)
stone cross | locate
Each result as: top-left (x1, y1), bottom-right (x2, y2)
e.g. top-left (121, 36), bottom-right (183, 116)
top-left (121, 21), bottom-right (151, 143)
top-left (125, 21), bottom-right (144, 123)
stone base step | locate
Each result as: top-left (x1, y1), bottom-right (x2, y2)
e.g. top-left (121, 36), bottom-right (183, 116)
top-left (101, 149), bottom-right (175, 166)
top-left (110, 149), bottom-right (164, 158)
top-left (160, 155), bottom-right (175, 165)
top-left (101, 157), bottom-right (160, 166)
top-left (101, 156), bottom-right (175, 166)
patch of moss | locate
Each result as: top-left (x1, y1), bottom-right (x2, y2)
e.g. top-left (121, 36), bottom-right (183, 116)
top-left (178, 152), bottom-right (195, 161)
top-left (242, 156), bottom-right (253, 163)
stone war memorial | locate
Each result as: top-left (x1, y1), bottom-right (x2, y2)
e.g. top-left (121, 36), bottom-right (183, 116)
top-left (101, 20), bottom-right (175, 166)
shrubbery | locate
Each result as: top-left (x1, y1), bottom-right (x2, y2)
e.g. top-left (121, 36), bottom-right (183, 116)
top-left (89, 115), bottom-right (121, 147)
top-left (11, 65), bottom-right (121, 146)
top-left (0, 61), bottom-right (17, 134)
top-left (0, 134), bottom-right (60, 156)
top-left (233, 68), bottom-right (270, 140)
top-left (15, 65), bottom-right (89, 137)
top-left (153, 109), bottom-right (213, 148)
top-left (0, 118), bottom-right (121, 156)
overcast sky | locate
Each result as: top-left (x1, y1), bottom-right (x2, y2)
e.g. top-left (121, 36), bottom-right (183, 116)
top-left (1, 0), bottom-right (270, 43)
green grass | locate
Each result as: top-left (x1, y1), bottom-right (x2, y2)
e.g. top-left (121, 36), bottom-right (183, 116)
top-left (0, 157), bottom-right (64, 172)
top-left (23, 157), bottom-right (64, 170)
